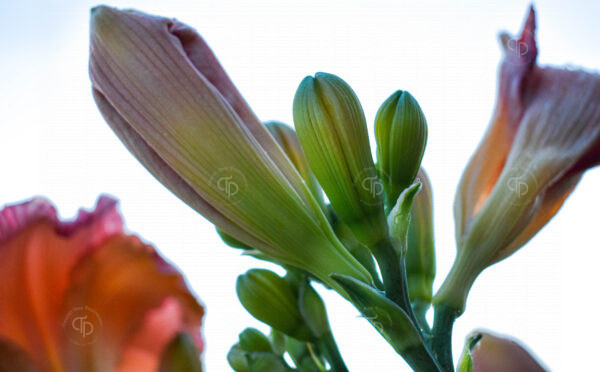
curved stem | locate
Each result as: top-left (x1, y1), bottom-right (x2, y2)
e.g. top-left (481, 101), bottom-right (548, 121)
top-left (317, 332), bottom-right (348, 372)
top-left (432, 305), bottom-right (458, 372)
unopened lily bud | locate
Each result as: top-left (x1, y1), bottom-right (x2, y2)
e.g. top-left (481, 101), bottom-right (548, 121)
top-left (90, 7), bottom-right (372, 292)
top-left (458, 331), bottom-right (546, 372)
top-left (265, 121), bottom-right (324, 207)
top-left (239, 328), bottom-right (273, 353)
top-left (293, 72), bottom-right (388, 247)
top-left (435, 7), bottom-right (600, 315)
top-left (375, 91), bottom-right (428, 207)
top-left (236, 269), bottom-right (312, 341)
top-left (405, 169), bottom-right (436, 308)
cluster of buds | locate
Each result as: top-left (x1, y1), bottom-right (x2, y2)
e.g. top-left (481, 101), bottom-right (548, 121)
top-left (88, 4), bottom-right (599, 372)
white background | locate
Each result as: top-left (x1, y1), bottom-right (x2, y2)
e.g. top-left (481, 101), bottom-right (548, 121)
top-left (1, 0), bottom-right (599, 370)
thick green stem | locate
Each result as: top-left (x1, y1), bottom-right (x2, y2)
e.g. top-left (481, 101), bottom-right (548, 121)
top-left (431, 305), bottom-right (458, 372)
top-left (372, 238), bottom-right (413, 314)
top-left (412, 299), bottom-right (432, 334)
top-left (318, 332), bottom-right (348, 372)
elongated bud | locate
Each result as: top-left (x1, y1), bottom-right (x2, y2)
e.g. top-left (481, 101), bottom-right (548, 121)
top-left (265, 121), bottom-right (324, 207)
top-left (293, 72), bottom-right (388, 247)
top-left (375, 91), bottom-right (427, 207)
top-left (405, 169), bottom-right (436, 308)
top-left (236, 269), bottom-right (312, 341)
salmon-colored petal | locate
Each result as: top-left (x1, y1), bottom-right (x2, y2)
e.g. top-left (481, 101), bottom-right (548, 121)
top-left (454, 7), bottom-right (538, 243)
top-left (0, 196), bottom-right (122, 371)
top-left (61, 234), bottom-right (203, 371)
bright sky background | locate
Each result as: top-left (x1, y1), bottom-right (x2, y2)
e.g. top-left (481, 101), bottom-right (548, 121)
top-left (1, 0), bottom-right (599, 370)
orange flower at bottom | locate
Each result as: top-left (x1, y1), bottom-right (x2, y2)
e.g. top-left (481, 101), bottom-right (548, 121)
top-left (0, 196), bottom-right (204, 371)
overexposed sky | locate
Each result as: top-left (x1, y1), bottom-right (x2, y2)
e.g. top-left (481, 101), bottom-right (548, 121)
top-left (1, 0), bottom-right (599, 370)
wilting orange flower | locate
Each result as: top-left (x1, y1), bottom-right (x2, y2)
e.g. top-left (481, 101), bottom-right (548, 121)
top-left (458, 330), bottom-right (546, 372)
top-left (435, 7), bottom-right (600, 312)
top-left (0, 196), bottom-right (204, 371)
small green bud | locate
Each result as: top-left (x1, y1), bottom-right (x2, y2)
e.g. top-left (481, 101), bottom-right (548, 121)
top-left (298, 281), bottom-right (330, 338)
top-left (239, 328), bottom-right (273, 353)
top-left (375, 91), bottom-right (428, 207)
top-left (158, 333), bottom-right (202, 372)
top-left (236, 269), bottom-right (313, 341)
top-left (265, 121), bottom-right (324, 207)
top-left (387, 182), bottom-right (422, 256)
top-left (293, 72), bottom-right (388, 247)
top-left (405, 169), bottom-right (436, 307)
top-left (227, 344), bottom-right (250, 372)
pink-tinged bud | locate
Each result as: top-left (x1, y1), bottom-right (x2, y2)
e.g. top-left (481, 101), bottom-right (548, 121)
top-left (89, 6), bottom-right (372, 290)
top-left (458, 331), bottom-right (546, 372)
top-left (435, 6), bottom-right (600, 313)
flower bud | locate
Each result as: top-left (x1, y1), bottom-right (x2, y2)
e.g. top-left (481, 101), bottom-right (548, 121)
top-left (293, 72), bottom-right (388, 247)
top-left (238, 328), bottom-right (273, 353)
top-left (236, 269), bottom-right (312, 341)
top-left (90, 7), bottom-right (372, 291)
top-left (375, 91), bottom-right (428, 207)
top-left (458, 331), bottom-right (546, 372)
top-left (405, 169), bottom-right (436, 308)
top-left (265, 121), bottom-right (324, 207)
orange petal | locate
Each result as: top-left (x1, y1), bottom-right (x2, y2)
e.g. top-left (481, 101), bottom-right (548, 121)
top-left (60, 234), bottom-right (203, 371)
top-left (0, 196), bottom-right (121, 371)
top-left (455, 7), bottom-right (538, 243)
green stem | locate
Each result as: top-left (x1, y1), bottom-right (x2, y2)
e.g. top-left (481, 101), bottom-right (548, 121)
top-left (412, 299), bottom-right (432, 334)
top-left (372, 238), bottom-right (441, 371)
top-left (372, 239), bottom-right (412, 313)
top-left (317, 332), bottom-right (348, 372)
top-left (431, 305), bottom-right (458, 372)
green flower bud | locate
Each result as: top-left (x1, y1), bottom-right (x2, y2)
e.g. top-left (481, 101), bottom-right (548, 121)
top-left (239, 328), bottom-right (273, 353)
top-left (387, 183), bottom-right (422, 257)
top-left (236, 269), bottom-right (313, 341)
top-left (405, 169), bottom-right (436, 308)
top-left (265, 121), bottom-right (324, 207)
top-left (298, 281), bottom-right (330, 338)
top-left (227, 344), bottom-right (250, 372)
top-left (375, 91), bottom-right (428, 207)
top-left (158, 333), bottom-right (202, 372)
top-left (293, 72), bottom-right (388, 247)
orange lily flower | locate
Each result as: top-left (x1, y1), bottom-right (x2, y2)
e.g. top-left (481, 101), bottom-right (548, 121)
top-left (0, 196), bottom-right (204, 371)
top-left (435, 7), bottom-right (600, 313)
